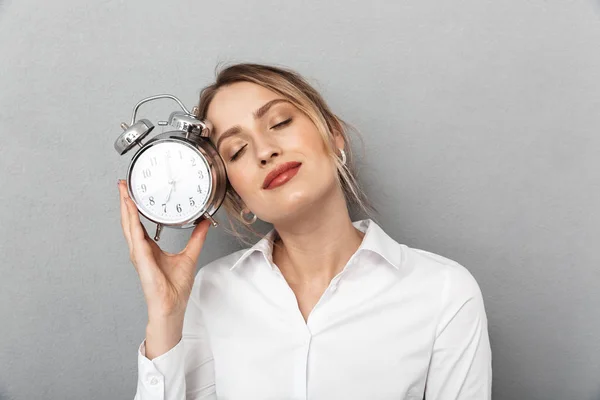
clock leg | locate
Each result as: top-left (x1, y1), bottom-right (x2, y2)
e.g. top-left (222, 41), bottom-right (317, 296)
top-left (203, 213), bottom-right (219, 227)
top-left (153, 223), bottom-right (163, 241)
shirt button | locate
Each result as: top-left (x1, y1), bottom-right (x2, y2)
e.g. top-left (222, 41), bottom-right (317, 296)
top-left (149, 377), bottom-right (159, 385)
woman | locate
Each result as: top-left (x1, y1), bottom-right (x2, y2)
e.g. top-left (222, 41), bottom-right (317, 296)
top-left (118, 63), bottom-right (492, 400)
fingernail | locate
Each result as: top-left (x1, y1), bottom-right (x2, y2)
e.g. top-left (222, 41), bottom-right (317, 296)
top-left (117, 179), bottom-right (121, 186)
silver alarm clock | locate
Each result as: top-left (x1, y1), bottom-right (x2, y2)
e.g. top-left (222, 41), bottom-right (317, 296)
top-left (114, 94), bottom-right (227, 241)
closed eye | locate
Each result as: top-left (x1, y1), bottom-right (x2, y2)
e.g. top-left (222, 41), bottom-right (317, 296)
top-left (229, 144), bottom-right (247, 162)
top-left (272, 118), bottom-right (292, 129)
top-left (229, 118), bottom-right (292, 162)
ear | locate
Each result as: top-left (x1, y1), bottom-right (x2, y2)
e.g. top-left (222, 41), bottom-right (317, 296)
top-left (329, 116), bottom-right (345, 150)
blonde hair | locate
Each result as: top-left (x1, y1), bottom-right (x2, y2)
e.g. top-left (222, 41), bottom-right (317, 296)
top-left (195, 62), bottom-right (377, 245)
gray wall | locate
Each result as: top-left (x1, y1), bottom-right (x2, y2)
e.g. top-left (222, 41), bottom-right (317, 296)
top-left (1, 1), bottom-right (599, 399)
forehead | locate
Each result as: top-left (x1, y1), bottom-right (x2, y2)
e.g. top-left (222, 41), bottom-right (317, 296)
top-left (206, 82), bottom-right (282, 134)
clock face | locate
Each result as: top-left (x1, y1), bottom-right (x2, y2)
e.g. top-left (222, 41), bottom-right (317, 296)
top-left (129, 140), bottom-right (212, 224)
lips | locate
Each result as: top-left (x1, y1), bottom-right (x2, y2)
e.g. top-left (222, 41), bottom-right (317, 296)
top-left (262, 161), bottom-right (302, 189)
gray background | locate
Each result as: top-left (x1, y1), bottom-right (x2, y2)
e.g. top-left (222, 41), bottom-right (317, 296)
top-left (1, 0), bottom-right (599, 399)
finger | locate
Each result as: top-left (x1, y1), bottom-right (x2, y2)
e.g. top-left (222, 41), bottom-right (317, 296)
top-left (181, 218), bottom-right (211, 262)
top-left (138, 218), bottom-right (162, 255)
top-left (118, 180), bottom-right (133, 249)
top-left (123, 193), bottom-right (153, 259)
top-left (118, 181), bottom-right (161, 252)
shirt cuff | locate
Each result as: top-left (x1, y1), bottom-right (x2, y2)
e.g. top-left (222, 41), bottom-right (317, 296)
top-left (137, 338), bottom-right (186, 399)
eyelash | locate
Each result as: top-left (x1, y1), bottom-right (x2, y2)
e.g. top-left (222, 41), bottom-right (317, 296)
top-left (230, 144), bottom-right (247, 161)
top-left (273, 118), bottom-right (292, 129)
top-left (229, 118), bottom-right (293, 162)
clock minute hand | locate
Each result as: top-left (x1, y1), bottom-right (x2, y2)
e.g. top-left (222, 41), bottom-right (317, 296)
top-left (164, 182), bottom-right (174, 204)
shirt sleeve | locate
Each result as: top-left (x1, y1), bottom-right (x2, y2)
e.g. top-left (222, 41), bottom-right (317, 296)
top-left (134, 267), bottom-right (217, 400)
top-left (424, 265), bottom-right (492, 400)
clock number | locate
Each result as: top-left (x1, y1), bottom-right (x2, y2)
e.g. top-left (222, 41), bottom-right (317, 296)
top-left (179, 150), bottom-right (183, 159)
top-left (189, 197), bottom-right (195, 207)
top-left (143, 169), bottom-right (151, 178)
top-left (149, 196), bottom-right (155, 206)
top-left (191, 158), bottom-right (196, 167)
top-left (197, 170), bottom-right (204, 179)
top-left (197, 185), bottom-right (202, 194)
top-left (141, 184), bottom-right (147, 193)
top-left (166, 150), bottom-right (171, 158)
top-left (162, 204), bottom-right (167, 213)
top-left (176, 204), bottom-right (182, 213)
top-left (150, 157), bottom-right (157, 167)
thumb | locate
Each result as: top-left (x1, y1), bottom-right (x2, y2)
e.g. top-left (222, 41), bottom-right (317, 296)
top-left (181, 218), bottom-right (211, 262)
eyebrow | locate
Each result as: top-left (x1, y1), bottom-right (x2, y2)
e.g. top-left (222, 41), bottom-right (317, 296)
top-left (215, 98), bottom-right (291, 151)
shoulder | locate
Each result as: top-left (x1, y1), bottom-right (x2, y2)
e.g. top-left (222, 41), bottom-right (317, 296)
top-left (406, 246), bottom-right (488, 337)
top-left (405, 246), bottom-right (484, 303)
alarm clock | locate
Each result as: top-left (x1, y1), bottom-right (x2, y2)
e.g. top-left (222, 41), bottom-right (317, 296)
top-left (114, 94), bottom-right (227, 241)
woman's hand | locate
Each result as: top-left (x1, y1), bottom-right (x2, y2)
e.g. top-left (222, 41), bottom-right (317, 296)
top-left (117, 179), bottom-right (211, 322)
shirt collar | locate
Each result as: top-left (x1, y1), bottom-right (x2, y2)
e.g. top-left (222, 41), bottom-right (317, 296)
top-left (229, 218), bottom-right (404, 271)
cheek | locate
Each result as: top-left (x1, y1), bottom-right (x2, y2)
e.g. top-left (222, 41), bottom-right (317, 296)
top-left (287, 121), bottom-right (330, 156)
top-left (226, 164), bottom-right (256, 197)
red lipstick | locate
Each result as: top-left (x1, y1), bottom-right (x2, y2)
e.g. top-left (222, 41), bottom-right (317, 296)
top-left (262, 161), bottom-right (302, 190)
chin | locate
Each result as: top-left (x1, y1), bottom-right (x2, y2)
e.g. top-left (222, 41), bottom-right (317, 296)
top-left (263, 184), bottom-right (332, 223)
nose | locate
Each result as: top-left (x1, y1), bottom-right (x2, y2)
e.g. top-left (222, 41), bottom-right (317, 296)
top-left (255, 135), bottom-right (282, 166)
top-left (260, 152), bottom-right (279, 166)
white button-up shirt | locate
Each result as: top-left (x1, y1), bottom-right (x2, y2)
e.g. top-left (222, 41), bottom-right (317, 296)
top-left (135, 219), bottom-right (492, 400)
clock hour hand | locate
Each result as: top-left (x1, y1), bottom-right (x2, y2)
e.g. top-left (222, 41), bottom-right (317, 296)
top-left (165, 153), bottom-right (174, 182)
top-left (163, 153), bottom-right (178, 201)
top-left (169, 167), bottom-right (184, 192)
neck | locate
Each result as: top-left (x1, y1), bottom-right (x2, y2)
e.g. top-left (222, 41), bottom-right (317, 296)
top-left (271, 191), bottom-right (365, 286)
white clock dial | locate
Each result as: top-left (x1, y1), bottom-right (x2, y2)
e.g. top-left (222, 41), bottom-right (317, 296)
top-left (129, 141), bottom-right (211, 224)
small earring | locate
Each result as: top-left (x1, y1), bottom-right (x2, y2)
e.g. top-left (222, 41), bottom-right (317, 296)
top-left (240, 207), bottom-right (257, 225)
top-left (339, 148), bottom-right (347, 166)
